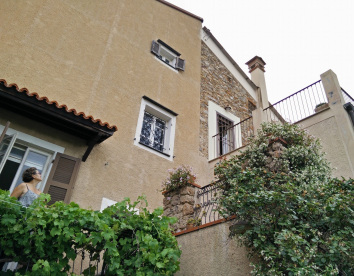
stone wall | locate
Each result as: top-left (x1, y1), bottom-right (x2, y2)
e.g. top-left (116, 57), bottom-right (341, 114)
top-left (200, 41), bottom-right (257, 158)
top-left (162, 186), bottom-right (197, 232)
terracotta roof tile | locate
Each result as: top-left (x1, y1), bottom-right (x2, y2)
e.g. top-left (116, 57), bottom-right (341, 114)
top-left (0, 79), bottom-right (118, 131)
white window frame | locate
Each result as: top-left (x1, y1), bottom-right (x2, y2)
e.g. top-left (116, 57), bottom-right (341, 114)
top-left (208, 101), bottom-right (241, 160)
top-left (0, 124), bottom-right (65, 192)
top-left (134, 97), bottom-right (176, 161)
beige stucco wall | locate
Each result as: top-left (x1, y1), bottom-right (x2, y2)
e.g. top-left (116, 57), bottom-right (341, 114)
top-left (296, 108), bottom-right (354, 179)
top-left (175, 221), bottom-right (252, 276)
top-left (0, 0), bottom-right (208, 210)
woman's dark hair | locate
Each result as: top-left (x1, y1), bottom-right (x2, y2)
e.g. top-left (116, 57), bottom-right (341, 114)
top-left (22, 167), bottom-right (38, 182)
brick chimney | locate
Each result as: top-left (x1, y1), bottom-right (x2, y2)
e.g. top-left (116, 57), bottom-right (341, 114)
top-left (246, 56), bottom-right (269, 109)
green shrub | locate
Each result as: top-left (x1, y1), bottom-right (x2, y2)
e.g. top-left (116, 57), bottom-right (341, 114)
top-left (216, 123), bottom-right (353, 275)
top-left (0, 192), bottom-right (181, 275)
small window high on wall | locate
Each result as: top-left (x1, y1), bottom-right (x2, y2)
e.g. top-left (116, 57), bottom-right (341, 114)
top-left (151, 39), bottom-right (185, 71)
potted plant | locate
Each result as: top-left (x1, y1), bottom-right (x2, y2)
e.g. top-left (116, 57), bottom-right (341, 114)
top-left (161, 165), bottom-right (198, 193)
top-left (186, 218), bottom-right (201, 229)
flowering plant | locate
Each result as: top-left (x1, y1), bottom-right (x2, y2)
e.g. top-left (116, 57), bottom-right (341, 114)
top-left (162, 165), bottom-right (197, 192)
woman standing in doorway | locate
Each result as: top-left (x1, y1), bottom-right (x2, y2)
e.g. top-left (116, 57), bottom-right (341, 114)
top-left (10, 167), bottom-right (42, 207)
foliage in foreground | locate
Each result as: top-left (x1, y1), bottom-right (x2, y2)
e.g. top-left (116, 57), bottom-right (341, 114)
top-left (215, 123), bottom-right (353, 275)
top-left (0, 193), bottom-right (181, 275)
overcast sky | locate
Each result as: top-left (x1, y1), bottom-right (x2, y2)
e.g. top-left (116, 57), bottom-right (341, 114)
top-left (168, 0), bottom-right (354, 103)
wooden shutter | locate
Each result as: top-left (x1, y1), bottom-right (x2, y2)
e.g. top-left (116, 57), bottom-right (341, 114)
top-left (151, 40), bottom-right (160, 56)
top-left (44, 153), bottom-right (81, 205)
top-left (175, 57), bottom-right (185, 71)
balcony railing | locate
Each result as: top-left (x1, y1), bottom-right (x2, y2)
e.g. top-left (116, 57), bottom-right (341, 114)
top-left (195, 181), bottom-right (223, 225)
top-left (263, 80), bottom-right (327, 124)
top-left (212, 116), bottom-right (254, 158)
top-left (342, 88), bottom-right (354, 105)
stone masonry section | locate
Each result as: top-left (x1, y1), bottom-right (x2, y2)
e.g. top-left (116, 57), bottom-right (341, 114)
top-left (163, 186), bottom-right (196, 232)
top-left (200, 41), bottom-right (256, 158)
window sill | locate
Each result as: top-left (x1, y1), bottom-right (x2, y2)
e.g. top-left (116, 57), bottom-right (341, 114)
top-left (155, 56), bottom-right (179, 72)
top-left (138, 141), bottom-right (171, 157)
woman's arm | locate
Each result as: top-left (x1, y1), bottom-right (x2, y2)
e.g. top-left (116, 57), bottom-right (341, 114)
top-left (10, 183), bottom-right (26, 199)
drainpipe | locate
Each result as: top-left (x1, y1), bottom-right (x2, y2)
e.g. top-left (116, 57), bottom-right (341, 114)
top-left (344, 103), bottom-right (354, 127)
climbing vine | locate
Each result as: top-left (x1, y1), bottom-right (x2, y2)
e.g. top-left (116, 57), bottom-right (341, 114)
top-left (0, 192), bottom-right (181, 275)
top-left (216, 123), bottom-right (353, 275)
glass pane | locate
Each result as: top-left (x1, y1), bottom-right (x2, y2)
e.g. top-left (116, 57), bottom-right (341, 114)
top-left (153, 119), bottom-right (165, 151)
top-left (26, 151), bottom-right (47, 167)
top-left (140, 112), bottom-right (153, 146)
top-left (10, 146), bottom-right (26, 160)
top-left (13, 151), bottom-right (48, 188)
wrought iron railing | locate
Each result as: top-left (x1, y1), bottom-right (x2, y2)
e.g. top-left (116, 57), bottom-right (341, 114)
top-left (69, 250), bottom-right (106, 275)
top-left (195, 181), bottom-right (224, 225)
top-left (263, 80), bottom-right (328, 124)
top-left (212, 116), bottom-right (254, 158)
top-left (342, 88), bottom-right (354, 105)
top-left (0, 249), bottom-right (105, 275)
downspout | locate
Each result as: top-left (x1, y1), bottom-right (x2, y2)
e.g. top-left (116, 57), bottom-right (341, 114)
top-left (344, 103), bottom-right (354, 127)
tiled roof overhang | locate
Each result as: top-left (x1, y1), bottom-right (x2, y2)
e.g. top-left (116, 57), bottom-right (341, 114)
top-left (0, 79), bottom-right (118, 161)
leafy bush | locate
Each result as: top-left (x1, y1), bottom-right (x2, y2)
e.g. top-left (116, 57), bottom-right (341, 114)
top-left (0, 192), bottom-right (181, 275)
top-left (161, 165), bottom-right (196, 192)
top-left (215, 123), bottom-right (353, 275)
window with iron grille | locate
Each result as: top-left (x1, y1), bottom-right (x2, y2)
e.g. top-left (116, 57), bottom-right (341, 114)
top-left (140, 111), bottom-right (166, 152)
top-left (217, 114), bottom-right (234, 156)
top-left (134, 96), bottom-right (177, 160)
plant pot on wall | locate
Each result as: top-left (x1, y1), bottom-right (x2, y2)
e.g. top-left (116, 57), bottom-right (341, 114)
top-left (186, 223), bottom-right (194, 230)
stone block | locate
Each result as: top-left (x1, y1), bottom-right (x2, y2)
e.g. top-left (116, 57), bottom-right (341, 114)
top-left (171, 194), bottom-right (180, 206)
top-left (180, 195), bottom-right (194, 204)
top-left (182, 203), bottom-right (194, 216)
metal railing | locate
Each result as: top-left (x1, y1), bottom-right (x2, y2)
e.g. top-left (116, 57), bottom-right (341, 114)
top-left (263, 80), bottom-right (328, 124)
top-left (212, 116), bottom-right (254, 158)
top-left (1, 250), bottom-right (105, 275)
top-left (342, 88), bottom-right (354, 105)
top-left (194, 181), bottom-right (223, 225)
top-left (69, 250), bottom-right (106, 275)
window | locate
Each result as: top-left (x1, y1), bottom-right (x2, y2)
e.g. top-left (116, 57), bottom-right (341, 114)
top-left (208, 101), bottom-right (241, 160)
top-left (151, 40), bottom-right (185, 71)
top-left (0, 125), bottom-right (64, 194)
top-left (140, 111), bottom-right (166, 152)
top-left (216, 114), bottom-right (234, 156)
top-left (134, 96), bottom-right (177, 160)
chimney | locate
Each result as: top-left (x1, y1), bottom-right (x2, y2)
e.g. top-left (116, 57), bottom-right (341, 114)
top-left (246, 56), bottom-right (269, 109)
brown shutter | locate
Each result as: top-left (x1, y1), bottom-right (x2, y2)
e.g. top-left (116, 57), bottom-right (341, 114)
top-left (175, 57), bottom-right (185, 71)
top-left (44, 153), bottom-right (81, 205)
top-left (151, 40), bottom-right (160, 56)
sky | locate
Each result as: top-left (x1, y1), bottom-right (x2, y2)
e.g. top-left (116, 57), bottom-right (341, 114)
top-left (167, 0), bottom-right (354, 103)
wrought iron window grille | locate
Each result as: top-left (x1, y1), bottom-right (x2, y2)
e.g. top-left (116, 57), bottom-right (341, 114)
top-left (139, 111), bottom-right (166, 153)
